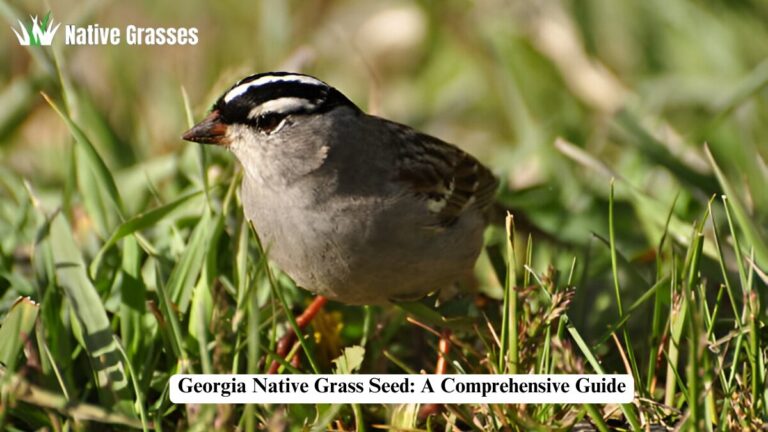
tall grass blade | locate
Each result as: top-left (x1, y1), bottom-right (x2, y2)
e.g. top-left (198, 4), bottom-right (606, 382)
top-left (90, 190), bottom-right (203, 275)
top-left (0, 297), bottom-right (39, 372)
top-left (705, 145), bottom-right (768, 268)
top-left (42, 93), bottom-right (126, 237)
top-left (48, 212), bottom-right (133, 414)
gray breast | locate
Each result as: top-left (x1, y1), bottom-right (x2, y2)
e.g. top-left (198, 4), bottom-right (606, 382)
top-left (240, 174), bottom-right (484, 305)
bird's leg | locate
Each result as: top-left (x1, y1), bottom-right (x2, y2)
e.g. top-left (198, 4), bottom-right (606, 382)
top-left (405, 317), bottom-right (453, 374)
top-left (268, 295), bottom-right (328, 374)
top-left (419, 328), bottom-right (452, 419)
top-left (435, 328), bottom-right (451, 374)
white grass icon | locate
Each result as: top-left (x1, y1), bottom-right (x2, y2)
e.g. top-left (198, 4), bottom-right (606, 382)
top-left (12, 13), bottom-right (60, 46)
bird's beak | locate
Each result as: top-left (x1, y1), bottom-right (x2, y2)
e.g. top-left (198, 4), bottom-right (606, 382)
top-left (182, 110), bottom-right (229, 145)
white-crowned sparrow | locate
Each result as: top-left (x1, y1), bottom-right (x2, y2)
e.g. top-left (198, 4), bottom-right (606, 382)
top-left (183, 72), bottom-right (498, 305)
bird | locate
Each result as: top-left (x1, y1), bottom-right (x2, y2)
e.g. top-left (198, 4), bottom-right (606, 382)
top-left (183, 71), bottom-right (498, 306)
top-left (183, 72), bottom-right (498, 374)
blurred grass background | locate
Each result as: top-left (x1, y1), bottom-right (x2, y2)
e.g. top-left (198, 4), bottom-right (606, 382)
top-left (1, 0), bottom-right (767, 430)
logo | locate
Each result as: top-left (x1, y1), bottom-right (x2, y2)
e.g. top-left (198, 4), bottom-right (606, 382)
top-left (10, 10), bottom-right (198, 47)
top-left (12, 11), bottom-right (60, 46)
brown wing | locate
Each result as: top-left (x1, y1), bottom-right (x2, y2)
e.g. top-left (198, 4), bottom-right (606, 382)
top-left (388, 122), bottom-right (499, 227)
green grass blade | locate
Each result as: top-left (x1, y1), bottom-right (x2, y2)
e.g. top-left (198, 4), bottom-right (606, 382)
top-left (665, 260), bottom-right (686, 409)
top-left (0, 373), bottom-right (144, 429)
top-left (608, 181), bottom-right (642, 396)
top-left (0, 297), bottom-right (39, 372)
top-left (613, 111), bottom-right (719, 193)
top-left (114, 336), bottom-right (150, 432)
top-left (152, 259), bottom-right (186, 364)
top-left (705, 145), bottom-right (768, 268)
top-left (167, 209), bottom-right (212, 313)
top-left (48, 212), bottom-right (133, 414)
top-left (90, 190), bottom-right (203, 276)
top-left (501, 214), bottom-right (519, 374)
top-left (42, 93), bottom-right (126, 237)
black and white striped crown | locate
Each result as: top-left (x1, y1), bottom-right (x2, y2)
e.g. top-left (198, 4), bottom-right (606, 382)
top-left (214, 72), bottom-right (359, 124)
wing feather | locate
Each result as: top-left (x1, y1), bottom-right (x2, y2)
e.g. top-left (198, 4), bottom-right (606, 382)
top-left (387, 121), bottom-right (498, 227)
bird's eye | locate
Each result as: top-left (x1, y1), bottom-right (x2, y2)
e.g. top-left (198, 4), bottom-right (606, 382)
top-left (256, 112), bottom-right (287, 134)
